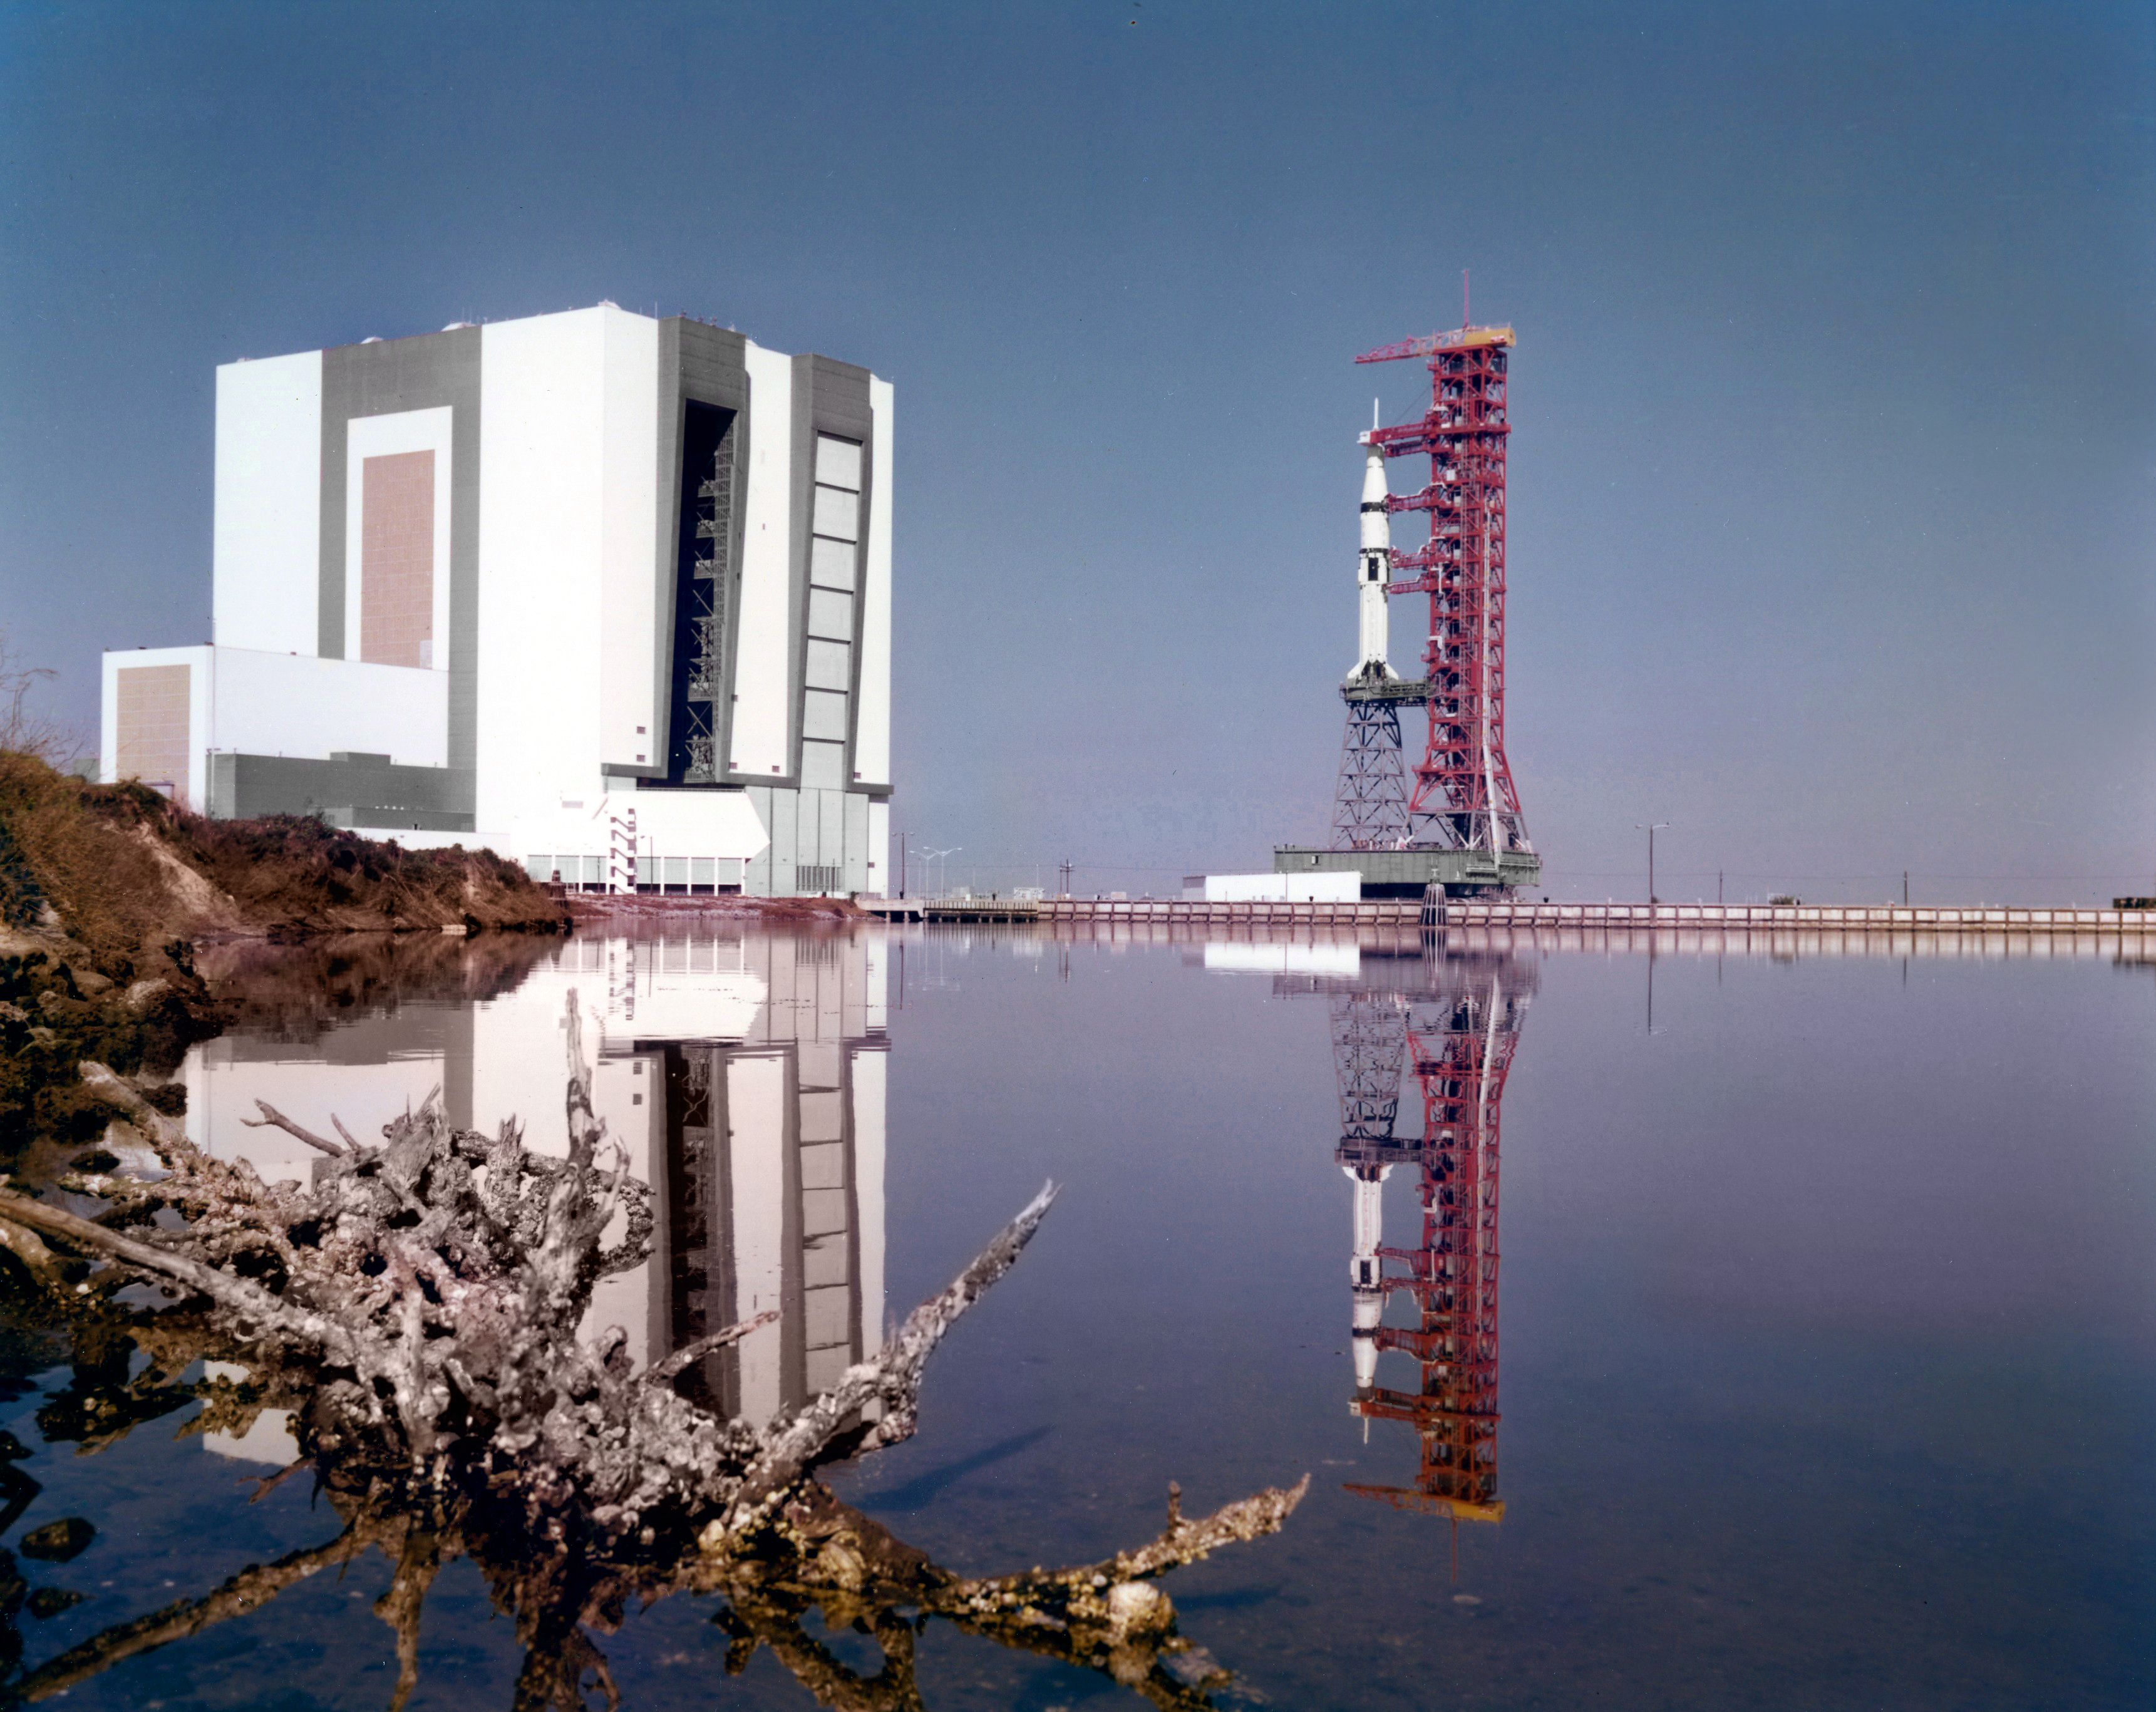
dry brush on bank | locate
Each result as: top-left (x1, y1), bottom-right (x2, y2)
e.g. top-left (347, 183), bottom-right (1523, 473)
top-left (0, 748), bottom-right (567, 954)
top-left (0, 995), bottom-right (1304, 1708)
top-left (0, 745), bottom-right (569, 1151)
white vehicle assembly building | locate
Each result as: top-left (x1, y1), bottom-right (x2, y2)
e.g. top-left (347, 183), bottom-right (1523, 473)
top-left (101, 303), bottom-right (892, 897)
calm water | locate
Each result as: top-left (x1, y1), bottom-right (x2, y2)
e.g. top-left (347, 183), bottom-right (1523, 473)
top-left (4, 924), bottom-right (2150, 1709)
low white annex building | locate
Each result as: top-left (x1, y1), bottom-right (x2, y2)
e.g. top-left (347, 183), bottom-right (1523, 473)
top-left (101, 304), bottom-right (893, 896)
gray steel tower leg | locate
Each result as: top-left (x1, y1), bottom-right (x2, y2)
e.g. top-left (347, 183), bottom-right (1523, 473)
top-left (1331, 698), bottom-right (1411, 851)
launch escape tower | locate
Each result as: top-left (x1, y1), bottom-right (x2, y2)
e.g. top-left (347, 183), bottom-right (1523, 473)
top-left (1277, 319), bottom-right (1542, 897)
top-left (1318, 952), bottom-right (1532, 1524)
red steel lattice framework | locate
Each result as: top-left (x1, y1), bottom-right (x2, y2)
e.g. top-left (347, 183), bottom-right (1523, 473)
top-left (1345, 972), bottom-right (1526, 1520)
top-left (1357, 326), bottom-right (1532, 856)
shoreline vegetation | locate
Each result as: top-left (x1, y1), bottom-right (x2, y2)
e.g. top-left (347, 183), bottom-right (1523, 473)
top-left (0, 740), bottom-right (867, 1156)
top-left (0, 747), bottom-right (564, 1151)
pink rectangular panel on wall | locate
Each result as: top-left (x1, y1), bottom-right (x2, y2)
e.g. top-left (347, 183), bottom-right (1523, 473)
top-left (115, 664), bottom-right (190, 801)
top-left (361, 450), bottom-right (435, 668)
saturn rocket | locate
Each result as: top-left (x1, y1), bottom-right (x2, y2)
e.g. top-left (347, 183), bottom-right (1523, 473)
top-left (1349, 428), bottom-right (1396, 683)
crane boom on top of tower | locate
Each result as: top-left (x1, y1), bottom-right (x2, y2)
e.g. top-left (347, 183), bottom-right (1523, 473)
top-left (1354, 325), bottom-right (1517, 364)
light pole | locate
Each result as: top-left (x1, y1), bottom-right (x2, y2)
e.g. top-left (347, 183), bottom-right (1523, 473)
top-left (1636, 822), bottom-right (1670, 910)
top-left (1638, 820), bottom-right (1670, 1037)
top-left (920, 846), bottom-right (960, 899)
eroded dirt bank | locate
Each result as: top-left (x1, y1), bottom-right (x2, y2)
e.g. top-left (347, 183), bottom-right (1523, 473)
top-left (0, 750), bottom-right (566, 1149)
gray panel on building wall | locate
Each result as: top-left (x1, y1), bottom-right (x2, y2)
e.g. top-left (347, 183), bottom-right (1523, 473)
top-left (813, 436), bottom-right (862, 490)
top-left (791, 354), bottom-right (874, 834)
top-left (802, 1270), bottom-right (849, 1339)
top-left (319, 328), bottom-right (482, 782)
top-left (676, 322), bottom-right (751, 398)
top-left (442, 1006), bottom-right (475, 1132)
top-left (652, 321), bottom-right (685, 773)
top-left (770, 786), bottom-right (798, 884)
top-left (808, 537), bottom-right (857, 593)
top-left (802, 689), bottom-right (848, 743)
top-left (804, 1344), bottom-right (851, 1394)
top-left (212, 751), bottom-right (472, 830)
top-left (207, 753), bottom-right (236, 819)
top-left (803, 1287), bottom-right (851, 1351)
top-left (818, 787), bottom-right (845, 864)
top-left (811, 487), bottom-right (859, 543)
top-left (800, 346), bottom-right (874, 751)
top-left (802, 741), bottom-right (845, 793)
top-left (805, 639), bottom-right (850, 692)
top-left (799, 1142), bottom-right (846, 1189)
top-left (798, 1091), bottom-right (843, 1143)
top-left (807, 588), bottom-right (854, 644)
top-left (743, 786), bottom-right (773, 894)
top-left (843, 792), bottom-right (869, 890)
top-left (799, 1041), bottom-right (842, 1088)
top-left (798, 358), bottom-right (873, 431)
top-left (800, 1189), bottom-right (849, 1242)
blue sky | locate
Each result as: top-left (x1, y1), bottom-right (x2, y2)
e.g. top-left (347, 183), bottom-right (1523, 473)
top-left (3, 1), bottom-right (2150, 902)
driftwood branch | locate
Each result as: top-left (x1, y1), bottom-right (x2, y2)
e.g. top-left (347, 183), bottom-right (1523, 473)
top-left (77, 1062), bottom-right (187, 1151)
top-left (0, 1212), bottom-right (68, 1289)
top-left (717, 1178), bottom-right (1060, 1540)
top-left (18, 1525), bottom-right (365, 1701)
top-left (0, 990), bottom-right (1306, 1709)
top-left (0, 1185), bottom-right (343, 1358)
top-left (946, 1475), bottom-right (1312, 1617)
top-left (239, 1098), bottom-right (349, 1158)
top-left (647, 1309), bottom-right (780, 1384)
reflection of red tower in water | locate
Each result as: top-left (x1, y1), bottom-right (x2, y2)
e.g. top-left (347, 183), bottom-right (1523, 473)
top-left (1338, 967), bottom-right (1528, 1522)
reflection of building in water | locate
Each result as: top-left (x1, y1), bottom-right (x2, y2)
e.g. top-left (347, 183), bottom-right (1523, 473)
top-left (651, 951), bottom-right (887, 1420)
top-left (184, 930), bottom-right (887, 1457)
top-left (1280, 947), bottom-right (1532, 1522)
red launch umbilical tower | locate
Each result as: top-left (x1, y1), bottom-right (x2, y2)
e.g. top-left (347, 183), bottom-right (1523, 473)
top-left (1358, 326), bottom-right (1532, 857)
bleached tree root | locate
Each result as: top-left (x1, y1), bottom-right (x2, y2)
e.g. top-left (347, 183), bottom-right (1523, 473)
top-left (0, 994), bottom-right (1306, 1708)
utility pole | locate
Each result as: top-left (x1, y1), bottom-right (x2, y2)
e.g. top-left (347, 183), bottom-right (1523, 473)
top-left (1718, 869), bottom-right (1723, 905)
top-left (1903, 870), bottom-right (1909, 907)
top-left (1636, 823), bottom-right (1670, 910)
top-left (898, 831), bottom-right (908, 899)
top-left (1058, 858), bottom-right (1073, 897)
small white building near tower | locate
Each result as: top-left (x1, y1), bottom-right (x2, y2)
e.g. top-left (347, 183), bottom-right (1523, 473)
top-left (100, 303), bottom-right (893, 897)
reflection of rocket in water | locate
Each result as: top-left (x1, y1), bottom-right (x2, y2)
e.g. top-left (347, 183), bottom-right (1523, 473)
top-left (1297, 951), bottom-right (1532, 1522)
top-left (1347, 1162), bottom-right (1390, 1391)
top-left (1333, 984), bottom-right (1408, 1395)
